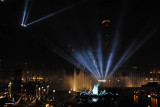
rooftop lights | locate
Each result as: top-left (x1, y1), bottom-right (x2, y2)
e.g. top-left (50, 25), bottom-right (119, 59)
top-left (98, 80), bottom-right (106, 82)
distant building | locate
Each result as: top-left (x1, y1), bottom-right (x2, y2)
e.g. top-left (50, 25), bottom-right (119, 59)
top-left (102, 19), bottom-right (111, 56)
top-left (105, 66), bottom-right (160, 87)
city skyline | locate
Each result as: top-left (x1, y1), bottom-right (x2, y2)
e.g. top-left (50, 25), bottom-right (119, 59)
top-left (1, 0), bottom-right (160, 107)
top-left (0, 0), bottom-right (160, 71)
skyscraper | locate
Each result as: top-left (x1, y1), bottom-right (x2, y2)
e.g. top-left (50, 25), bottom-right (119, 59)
top-left (102, 20), bottom-right (111, 56)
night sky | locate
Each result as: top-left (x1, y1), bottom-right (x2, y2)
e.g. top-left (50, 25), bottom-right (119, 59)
top-left (0, 0), bottom-right (160, 70)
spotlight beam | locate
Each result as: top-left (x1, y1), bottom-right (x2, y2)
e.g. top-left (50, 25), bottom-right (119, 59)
top-left (24, 1), bottom-right (33, 25)
top-left (52, 48), bottom-right (85, 70)
top-left (96, 35), bottom-right (103, 78)
top-left (125, 28), bottom-right (158, 60)
top-left (43, 37), bottom-right (85, 70)
top-left (85, 49), bottom-right (101, 79)
top-left (104, 9), bottom-right (125, 78)
top-left (43, 36), bottom-right (99, 79)
top-left (72, 49), bottom-right (101, 79)
top-left (87, 48), bottom-right (102, 78)
top-left (105, 53), bottom-right (113, 78)
top-left (105, 35), bottom-right (119, 78)
top-left (107, 42), bottom-right (136, 79)
top-left (21, 1), bottom-right (84, 27)
top-left (74, 52), bottom-right (99, 79)
top-left (25, 3), bottom-right (78, 27)
top-left (21, 0), bottom-right (29, 26)
top-left (41, 25), bottom-right (158, 81)
top-left (107, 28), bottom-right (158, 79)
top-left (77, 49), bottom-right (100, 79)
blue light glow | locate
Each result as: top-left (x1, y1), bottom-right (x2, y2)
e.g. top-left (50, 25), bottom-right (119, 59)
top-left (21, 0), bottom-right (29, 26)
top-left (92, 98), bottom-right (98, 102)
top-left (44, 37), bottom-right (85, 71)
top-left (21, 1), bottom-right (80, 27)
top-left (26, 4), bottom-right (76, 26)
top-left (72, 49), bottom-right (101, 79)
top-left (92, 82), bottom-right (99, 95)
top-left (24, 1), bottom-right (32, 25)
top-left (105, 35), bottom-right (119, 78)
top-left (96, 35), bottom-right (103, 78)
top-left (105, 53), bottom-right (113, 78)
top-left (80, 83), bottom-right (108, 96)
top-left (107, 28), bottom-right (157, 79)
top-left (108, 42), bottom-right (136, 78)
top-left (44, 26), bottom-right (157, 81)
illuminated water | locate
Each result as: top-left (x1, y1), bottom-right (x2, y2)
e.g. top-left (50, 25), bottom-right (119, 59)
top-left (92, 82), bottom-right (99, 95)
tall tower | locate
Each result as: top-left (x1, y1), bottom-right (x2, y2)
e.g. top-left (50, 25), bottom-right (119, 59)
top-left (102, 20), bottom-right (110, 56)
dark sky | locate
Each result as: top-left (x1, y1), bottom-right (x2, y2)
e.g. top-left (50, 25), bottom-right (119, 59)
top-left (0, 0), bottom-right (160, 69)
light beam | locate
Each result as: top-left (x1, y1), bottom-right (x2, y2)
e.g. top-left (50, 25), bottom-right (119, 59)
top-left (96, 35), bottom-right (103, 78)
top-left (104, 34), bottom-right (119, 78)
top-left (25, 3), bottom-right (79, 27)
top-left (21, 0), bottom-right (29, 26)
top-left (107, 28), bottom-right (158, 79)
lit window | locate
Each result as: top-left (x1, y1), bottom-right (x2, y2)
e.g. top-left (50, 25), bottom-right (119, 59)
top-left (145, 78), bottom-right (148, 81)
top-left (150, 78), bottom-right (153, 81)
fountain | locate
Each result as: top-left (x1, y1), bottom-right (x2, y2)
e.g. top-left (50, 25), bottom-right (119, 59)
top-left (77, 82), bottom-right (114, 104)
top-left (73, 69), bottom-right (94, 92)
top-left (79, 82), bottom-right (109, 96)
top-left (92, 82), bottom-right (99, 95)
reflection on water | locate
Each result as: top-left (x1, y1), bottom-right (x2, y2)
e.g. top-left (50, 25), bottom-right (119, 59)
top-left (151, 97), bottom-right (158, 107)
top-left (132, 82), bottom-right (160, 107)
top-left (134, 91), bottom-right (158, 107)
top-left (134, 95), bottom-right (138, 104)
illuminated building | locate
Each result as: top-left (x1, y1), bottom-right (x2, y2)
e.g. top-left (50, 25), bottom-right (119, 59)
top-left (22, 70), bottom-right (45, 82)
top-left (102, 19), bottom-right (111, 56)
top-left (103, 67), bottom-right (160, 87)
top-left (72, 66), bottom-right (160, 89)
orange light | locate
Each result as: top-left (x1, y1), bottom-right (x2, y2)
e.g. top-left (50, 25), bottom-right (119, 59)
top-left (145, 78), bottom-right (148, 80)
top-left (150, 78), bottom-right (153, 81)
top-left (102, 20), bottom-right (110, 24)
